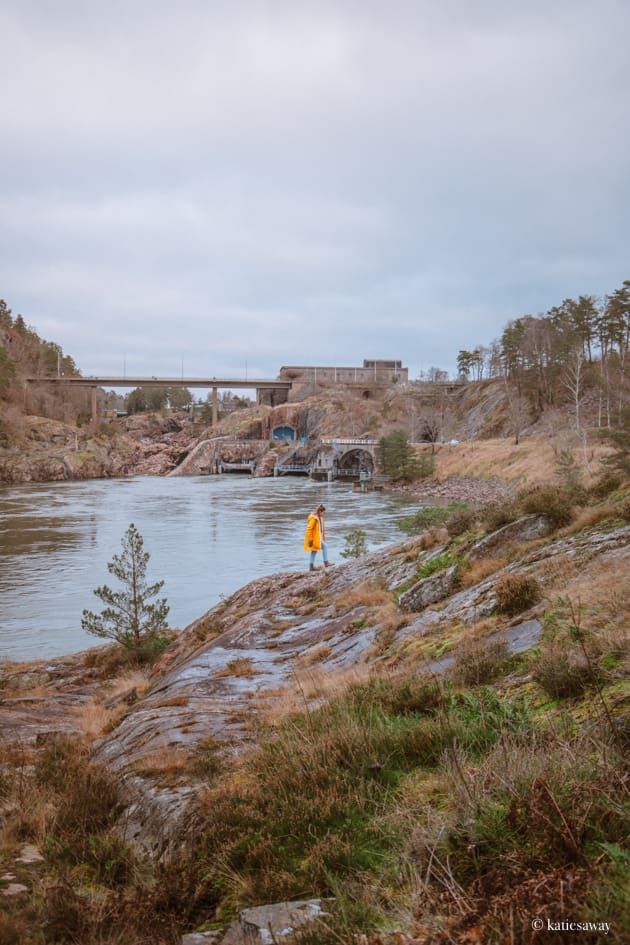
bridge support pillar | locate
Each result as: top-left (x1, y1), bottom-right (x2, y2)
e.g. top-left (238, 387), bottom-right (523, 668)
top-left (91, 386), bottom-right (98, 422)
top-left (212, 387), bottom-right (218, 425)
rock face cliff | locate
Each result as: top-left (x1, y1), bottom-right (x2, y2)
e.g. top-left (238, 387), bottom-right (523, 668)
top-left (0, 413), bottom-right (197, 483)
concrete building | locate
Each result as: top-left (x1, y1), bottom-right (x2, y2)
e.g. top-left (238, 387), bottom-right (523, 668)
top-left (279, 359), bottom-right (407, 396)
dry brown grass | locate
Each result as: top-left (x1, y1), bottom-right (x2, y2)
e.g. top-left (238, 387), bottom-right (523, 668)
top-left (561, 503), bottom-right (617, 535)
top-left (133, 747), bottom-right (189, 777)
top-left (267, 618), bottom-right (298, 638)
top-left (537, 555), bottom-right (579, 590)
top-left (295, 644), bottom-right (332, 668)
top-left (367, 602), bottom-right (410, 657)
top-left (567, 558), bottom-right (626, 607)
top-left (0, 746), bottom-right (55, 848)
top-left (459, 556), bottom-right (507, 588)
top-left (432, 435), bottom-right (612, 487)
top-left (71, 669), bottom-right (150, 740)
top-left (563, 554), bottom-right (630, 634)
top-left (372, 602), bottom-right (409, 634)
top-left (73, 700), bottom-right (116, 740)
top-left (106, 669), bottom-right (149, 698)
top-left (419, 526), bottom-right (449, 549)
top-left (214, 657), bottom-right (258, 678)
top-left (494, 572), bottom-right (541, 615)
top-left (259, 667), bottom-right (373, 726)
top-left (333, 582), bottom-right (391, 614)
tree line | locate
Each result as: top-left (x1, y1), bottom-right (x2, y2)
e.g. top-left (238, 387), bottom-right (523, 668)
top-left (456, 279), bottom-right (630, 428)
top-left (0, 299), bottom-right (80, 391)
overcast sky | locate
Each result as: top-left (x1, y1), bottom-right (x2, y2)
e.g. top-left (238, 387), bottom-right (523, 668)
top-left (1, 0), bottom-right (629, 383)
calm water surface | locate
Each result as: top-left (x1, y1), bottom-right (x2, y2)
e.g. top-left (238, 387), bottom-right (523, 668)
top-left (0, 476), bottom-right (420, 660)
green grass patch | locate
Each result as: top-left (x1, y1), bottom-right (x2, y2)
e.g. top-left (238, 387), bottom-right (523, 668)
top-left (416, 552), bottom-right (454, 579)
top-left (194, 679), bottom-right (533, 914)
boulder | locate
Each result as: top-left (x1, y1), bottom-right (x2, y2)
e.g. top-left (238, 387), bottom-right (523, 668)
top-left (398, 564), bottom-right (460, 613)
top-left (220, 899), bottom-right (330, 944)
top-left (2, 884), bottom-right (29, 897)
top-left (469, 514), bottom-right (553, 561)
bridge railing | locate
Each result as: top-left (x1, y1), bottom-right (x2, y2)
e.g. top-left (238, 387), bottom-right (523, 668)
top-left (320, 437), bottom-right (379, 446)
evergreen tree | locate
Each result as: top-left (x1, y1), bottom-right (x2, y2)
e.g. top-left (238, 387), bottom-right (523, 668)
top-left (378, 430), bottom-right (433, 482)
top-left (0, 346), bottom-right (15, 390)
top-left (340, 529), bottom-right (368, 558)
top-left (0, 300), bottom-right (12, 330)
top-left (81, 523), bottom-right (169, 650)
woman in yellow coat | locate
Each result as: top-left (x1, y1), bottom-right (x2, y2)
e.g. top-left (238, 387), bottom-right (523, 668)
top-left (304, 504), bottom-right (332, 571)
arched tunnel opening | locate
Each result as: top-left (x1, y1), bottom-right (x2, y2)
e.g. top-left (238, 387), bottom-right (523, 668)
top-left (336, 448), bottom-right (375, 479)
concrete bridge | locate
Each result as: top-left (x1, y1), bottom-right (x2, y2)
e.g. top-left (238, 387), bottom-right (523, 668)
top-left (24, 375), bottom-right (292, 423)
top-left (311, 437), bottom-right (380, 481)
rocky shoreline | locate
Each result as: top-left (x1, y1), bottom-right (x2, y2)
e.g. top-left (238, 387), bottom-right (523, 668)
top-left (390, 473), bottom-right (515, 505)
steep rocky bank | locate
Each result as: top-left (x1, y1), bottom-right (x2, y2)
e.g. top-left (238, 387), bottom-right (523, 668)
top-left (0, 414), bottom-right (197, 483)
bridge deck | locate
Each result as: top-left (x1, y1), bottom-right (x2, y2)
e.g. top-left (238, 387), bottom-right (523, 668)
top-left (25, 376), bottom-right (291, 390)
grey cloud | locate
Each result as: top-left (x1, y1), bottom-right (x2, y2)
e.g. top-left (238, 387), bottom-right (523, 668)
top-left (1, 1), bottom-right (629, 380)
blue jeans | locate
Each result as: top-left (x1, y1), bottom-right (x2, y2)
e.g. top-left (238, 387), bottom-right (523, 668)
top-left (310, 541), bottom-right (328, 565)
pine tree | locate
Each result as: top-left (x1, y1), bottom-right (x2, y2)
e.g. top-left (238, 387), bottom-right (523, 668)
top-left (378, 430), bottom-right (433, 482)
top-left (81, 524), bottom-right (169, 650)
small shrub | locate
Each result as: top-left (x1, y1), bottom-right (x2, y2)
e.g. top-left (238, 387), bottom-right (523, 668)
top-left (452, 636), bottom-right (511, 686)
top-left (446, 504), bottom-right (479, 537)
top-left (494, 573), bottom-right (541, 616)
top-left (480, 501), bottom-right (520, 532)
top-left (340, 529), bottom-right (368, 558)
top-left (532, 644), bottom-right (592, 698)
top-left (519, 486), bottom-right (574, 527)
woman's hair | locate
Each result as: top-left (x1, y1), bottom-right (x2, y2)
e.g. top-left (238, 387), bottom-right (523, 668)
top-left (316, 504), bottom-right (326, 513)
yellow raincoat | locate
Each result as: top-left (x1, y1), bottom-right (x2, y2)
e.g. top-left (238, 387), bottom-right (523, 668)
top-left (304, 511), bottom-right (326, 551)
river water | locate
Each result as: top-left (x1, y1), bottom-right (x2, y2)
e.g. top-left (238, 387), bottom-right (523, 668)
top-left (0, 476), bottom-right (420, 661)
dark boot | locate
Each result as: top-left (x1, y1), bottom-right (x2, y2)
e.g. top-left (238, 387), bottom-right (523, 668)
top-left (309, 563), bottom-right (319, 572)
top-left (324, 561), bottom-right (333, 567)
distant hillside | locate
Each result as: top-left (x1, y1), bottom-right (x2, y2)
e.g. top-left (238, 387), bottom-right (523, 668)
top-left (0, 298), bottom-right (87, 438)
